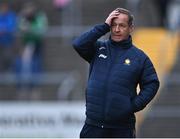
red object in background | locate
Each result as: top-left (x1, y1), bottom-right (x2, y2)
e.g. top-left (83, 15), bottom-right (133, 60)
top-left (53, 0), bottom-right (71, 9)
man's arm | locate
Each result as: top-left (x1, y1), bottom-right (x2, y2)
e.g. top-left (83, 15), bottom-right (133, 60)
top-left (72, 23), bottom-right (110, 62)
top-left (132, 57), bottom-right (160, 112)
top-left (72, 9), bottom-right (120, 62)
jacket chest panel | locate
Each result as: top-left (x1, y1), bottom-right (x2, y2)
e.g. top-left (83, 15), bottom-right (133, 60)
top-left (110, 56), bottom-right (141, 85)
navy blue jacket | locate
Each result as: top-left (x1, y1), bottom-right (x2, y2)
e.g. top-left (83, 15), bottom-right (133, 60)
top-left (73, 23), bottom-right (160, 128)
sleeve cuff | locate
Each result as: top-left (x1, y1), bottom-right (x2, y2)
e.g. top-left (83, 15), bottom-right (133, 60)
top-left (104, 23), bottom-right (110, 31)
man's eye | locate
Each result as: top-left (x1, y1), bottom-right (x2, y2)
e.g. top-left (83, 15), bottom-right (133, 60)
top-left (120, 24), bottom-right (127, 28)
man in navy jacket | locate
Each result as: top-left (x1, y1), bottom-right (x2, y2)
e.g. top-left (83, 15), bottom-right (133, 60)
top-left (73, 8), bottom-right (160, 138)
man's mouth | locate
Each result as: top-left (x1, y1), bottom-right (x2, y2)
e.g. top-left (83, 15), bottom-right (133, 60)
top-left (114, 35), bottom-right (122, 37)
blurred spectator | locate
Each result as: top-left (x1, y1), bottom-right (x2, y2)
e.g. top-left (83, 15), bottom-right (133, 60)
top-left (0, 1), bottom-right (17, 72)
top-left (126, 0), bottom-right (141, 24)
top-left (167, 0), bottom-right (180, 31)
top-left (15, 2), bottom-right (48, 99)
top-left (53, 0), bottom-right (72, 26)
top-left (53, 0), bottom-right (71, 11)
top-left (155, 0), bottom-right (169, 27)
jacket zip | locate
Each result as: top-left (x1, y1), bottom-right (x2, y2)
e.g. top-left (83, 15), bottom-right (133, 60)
top-left (102, 42), bottom-right (132, 123)
top-left (102, 41), bottom-right (117, 123)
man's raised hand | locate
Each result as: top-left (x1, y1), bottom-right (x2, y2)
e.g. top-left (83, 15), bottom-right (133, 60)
top-left (105, 10), bottom-right (120, 26)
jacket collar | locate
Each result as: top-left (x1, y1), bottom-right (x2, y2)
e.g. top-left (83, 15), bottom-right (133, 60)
top-left (108, 35), bottom-right (132, 49)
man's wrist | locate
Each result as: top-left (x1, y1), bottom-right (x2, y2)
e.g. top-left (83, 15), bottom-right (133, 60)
top-left (92, 23), bottom-right (110, 35)
top-left (103, 23), bottom-right (110, 32)
top-left (104, 22), bottom-right (110, 28)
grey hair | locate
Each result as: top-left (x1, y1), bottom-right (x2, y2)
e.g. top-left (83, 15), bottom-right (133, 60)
top-left (115, 8), bottom-right (134, 26)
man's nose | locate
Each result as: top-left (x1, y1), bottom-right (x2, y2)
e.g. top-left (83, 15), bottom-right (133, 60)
top-left (115, 25), bottom-right (120, 32)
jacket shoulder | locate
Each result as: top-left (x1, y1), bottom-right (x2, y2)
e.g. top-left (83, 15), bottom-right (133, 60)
top-left (94, 40), bottom-right (108, 50)
top-left (131, 45), bottom-right (149, 62)
top-left (96, 40), bottom-right (108, 47)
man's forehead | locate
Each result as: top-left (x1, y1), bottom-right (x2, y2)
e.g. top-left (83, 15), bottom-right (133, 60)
top-left (112, 14), bottom-right (129, 24)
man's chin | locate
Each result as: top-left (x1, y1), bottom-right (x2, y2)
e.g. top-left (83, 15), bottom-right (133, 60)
top-left (111, 38), bottom-right (123, 42)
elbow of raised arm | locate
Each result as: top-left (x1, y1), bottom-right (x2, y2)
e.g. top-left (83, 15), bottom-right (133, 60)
top-left (72, 38), bottom-right (80, 49)
top-left (72, 37), bottom-right (87, 51)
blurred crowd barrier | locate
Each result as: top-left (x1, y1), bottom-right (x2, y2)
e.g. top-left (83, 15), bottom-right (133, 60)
top-left (0, 101), bottom-right (85, 137)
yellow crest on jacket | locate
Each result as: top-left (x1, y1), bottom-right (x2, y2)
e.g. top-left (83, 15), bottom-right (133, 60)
top-left (124, 59), bottom-right (131, 65)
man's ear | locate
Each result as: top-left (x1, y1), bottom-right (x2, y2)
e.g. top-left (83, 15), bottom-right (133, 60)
top-left (129, 25), bottom-right (134, 33)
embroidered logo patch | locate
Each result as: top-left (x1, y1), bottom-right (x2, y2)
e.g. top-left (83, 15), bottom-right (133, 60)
top-left (99, 54), bottom-right (107, 59)
top-left (99, 47), bottom-right (106, 50)
top-left (124, 58), bottom-right (131, 65)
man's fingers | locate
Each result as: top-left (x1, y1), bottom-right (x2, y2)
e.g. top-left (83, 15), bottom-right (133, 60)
top-left (109, 13), bottom-right (119, 19)
top-left (105, 10), bottom-right (120, 25)
top-left (109, 11), bottom-right (119, 16)
top-left (109, 11), bottom-right (119, 18)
